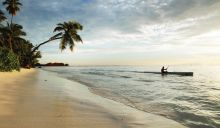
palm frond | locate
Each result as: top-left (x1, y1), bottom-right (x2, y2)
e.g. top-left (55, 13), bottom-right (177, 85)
top-left (57, 23), bottom-right (63, 27)
top-left (71, 33), bottom-right (83, 43)
top-left (67, 34), bottom-right (75, 51)
top-left (53, 20), bottom-right (83, 52)
top-left (3, 0), bottom-right (22, 16)
top-left (0, 10), bottom-right (6, 22)
top-left (73, 22), bottom-right (83, 30)
top-left (2, 1), bottom-right (9, 5)
top-left (50, 32), bottom-right (62, 40)
top-left (53, 26), bottom-right (64, 32)
top-left (59, 34), bottom-right (67, 51)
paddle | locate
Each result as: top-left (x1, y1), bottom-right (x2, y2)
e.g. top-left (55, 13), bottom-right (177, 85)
top-left (165, 66), bottom-right (169, 72)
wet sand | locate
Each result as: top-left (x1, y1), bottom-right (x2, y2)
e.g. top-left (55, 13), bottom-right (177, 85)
top-left (0, 69), bottom-right (187, 128)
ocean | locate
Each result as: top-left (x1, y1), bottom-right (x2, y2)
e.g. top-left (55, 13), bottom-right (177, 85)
top-left (43, 66), bottom-right (220, 128)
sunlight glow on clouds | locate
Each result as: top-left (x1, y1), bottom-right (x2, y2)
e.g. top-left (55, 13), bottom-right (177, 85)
top-left (1, 0), bottom-right (220, 65)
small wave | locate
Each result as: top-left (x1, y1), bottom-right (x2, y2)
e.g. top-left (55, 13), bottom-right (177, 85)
top-left (81, 71), bottom-right (132, 79)
top-left (176, 111), bottom-right (216, 128)
top-left (210, 87), bottom-right (220, 91)
top-left (136, 79), bottom-right (155, 83)
top-left (175, 96), bottom-right (203, 102)
top-left (118, 75), bottom-right (132, 78)
top-left (81, 71), bottom-right (106, 76)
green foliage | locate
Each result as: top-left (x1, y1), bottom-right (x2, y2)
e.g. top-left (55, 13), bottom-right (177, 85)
top-left (0, 47), bottom-right (20, 72)
top-left (0, 10), bottom-right (6, 22)
top-left (0, 23), bottom-right (26, 51)
top-left (1, 0), bottom-right (82, 70)
top-left (32, 20), bottom-right (83, 54)
top-left (3, 0), bottom-right (22, 16)
top-left (12, 40), bottom-right (41, 67)
top-left (53, 21), bottom-right (83, 51)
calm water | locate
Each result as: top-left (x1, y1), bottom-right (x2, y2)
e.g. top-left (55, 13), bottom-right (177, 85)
top-left (43, 66), bottom-right (220, 128)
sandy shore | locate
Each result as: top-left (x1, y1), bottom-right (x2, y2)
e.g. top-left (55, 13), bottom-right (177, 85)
top-left (0, 69), bottom-right (187, 128)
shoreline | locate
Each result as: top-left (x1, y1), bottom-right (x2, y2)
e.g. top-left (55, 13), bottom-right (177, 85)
top-left (0, 69), bottom-right (187, 128)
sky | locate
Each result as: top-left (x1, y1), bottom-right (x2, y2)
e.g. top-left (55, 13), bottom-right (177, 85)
top-left (1, 0), bottom-right (220, 66)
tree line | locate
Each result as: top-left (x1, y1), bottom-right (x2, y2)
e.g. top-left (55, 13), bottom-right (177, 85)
top-left (0, 0), bottom-right (83, 71)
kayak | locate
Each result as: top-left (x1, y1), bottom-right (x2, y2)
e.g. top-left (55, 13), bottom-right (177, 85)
top-left (136, 71), bottom-right (193, 76)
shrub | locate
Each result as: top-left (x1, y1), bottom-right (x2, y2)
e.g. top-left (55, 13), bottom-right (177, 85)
top-left (0, 47), bottom-right (20, 72)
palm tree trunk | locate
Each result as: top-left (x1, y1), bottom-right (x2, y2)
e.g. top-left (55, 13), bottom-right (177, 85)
top-left (10, 14), bottom-right (13, 52)
top-left (11, 15), bottom-right (13, 25)
top-left (29, 34), bottom-right (62, 67)
top-left (31, 37), bottom-right (62, 54)
top-left (28, 37), bottom-right (61, 67)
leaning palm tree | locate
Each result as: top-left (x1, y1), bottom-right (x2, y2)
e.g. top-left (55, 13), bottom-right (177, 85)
top-left (31, 21), bottom-right (83, 53)
top-left (2, 0), bottom-right (22, 24)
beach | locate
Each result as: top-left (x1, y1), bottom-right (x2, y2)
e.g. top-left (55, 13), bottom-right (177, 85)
top-left (1, 0), bottom-right (219, 127)
top-left (0, 69), bottom-right (186, 128)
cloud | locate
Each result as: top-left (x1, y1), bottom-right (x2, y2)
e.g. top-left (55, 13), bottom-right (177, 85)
top-left (1, 0), bottom-right (220, 65)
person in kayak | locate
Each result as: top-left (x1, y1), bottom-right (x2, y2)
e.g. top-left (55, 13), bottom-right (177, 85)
top-left (161, 66), bottom-right (168, 73)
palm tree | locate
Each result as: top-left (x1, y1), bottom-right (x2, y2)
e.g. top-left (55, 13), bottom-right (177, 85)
top-left (32, 21), bottom-right (83, 53)
top-left (0, 23), bottom-right (26, 51)
top-left (2, 0), bottom-right (22, 25)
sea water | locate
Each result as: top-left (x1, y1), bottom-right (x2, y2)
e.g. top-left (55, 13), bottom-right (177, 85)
top-left (43, 66), bottom-right (220, 128)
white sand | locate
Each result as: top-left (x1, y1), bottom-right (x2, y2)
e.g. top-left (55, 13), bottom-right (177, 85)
top-left (0, 69), bottom-right (187, 128)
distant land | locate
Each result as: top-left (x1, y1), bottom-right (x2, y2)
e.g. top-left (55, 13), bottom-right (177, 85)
top-left (35, 63), bottom-right (69, 67)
